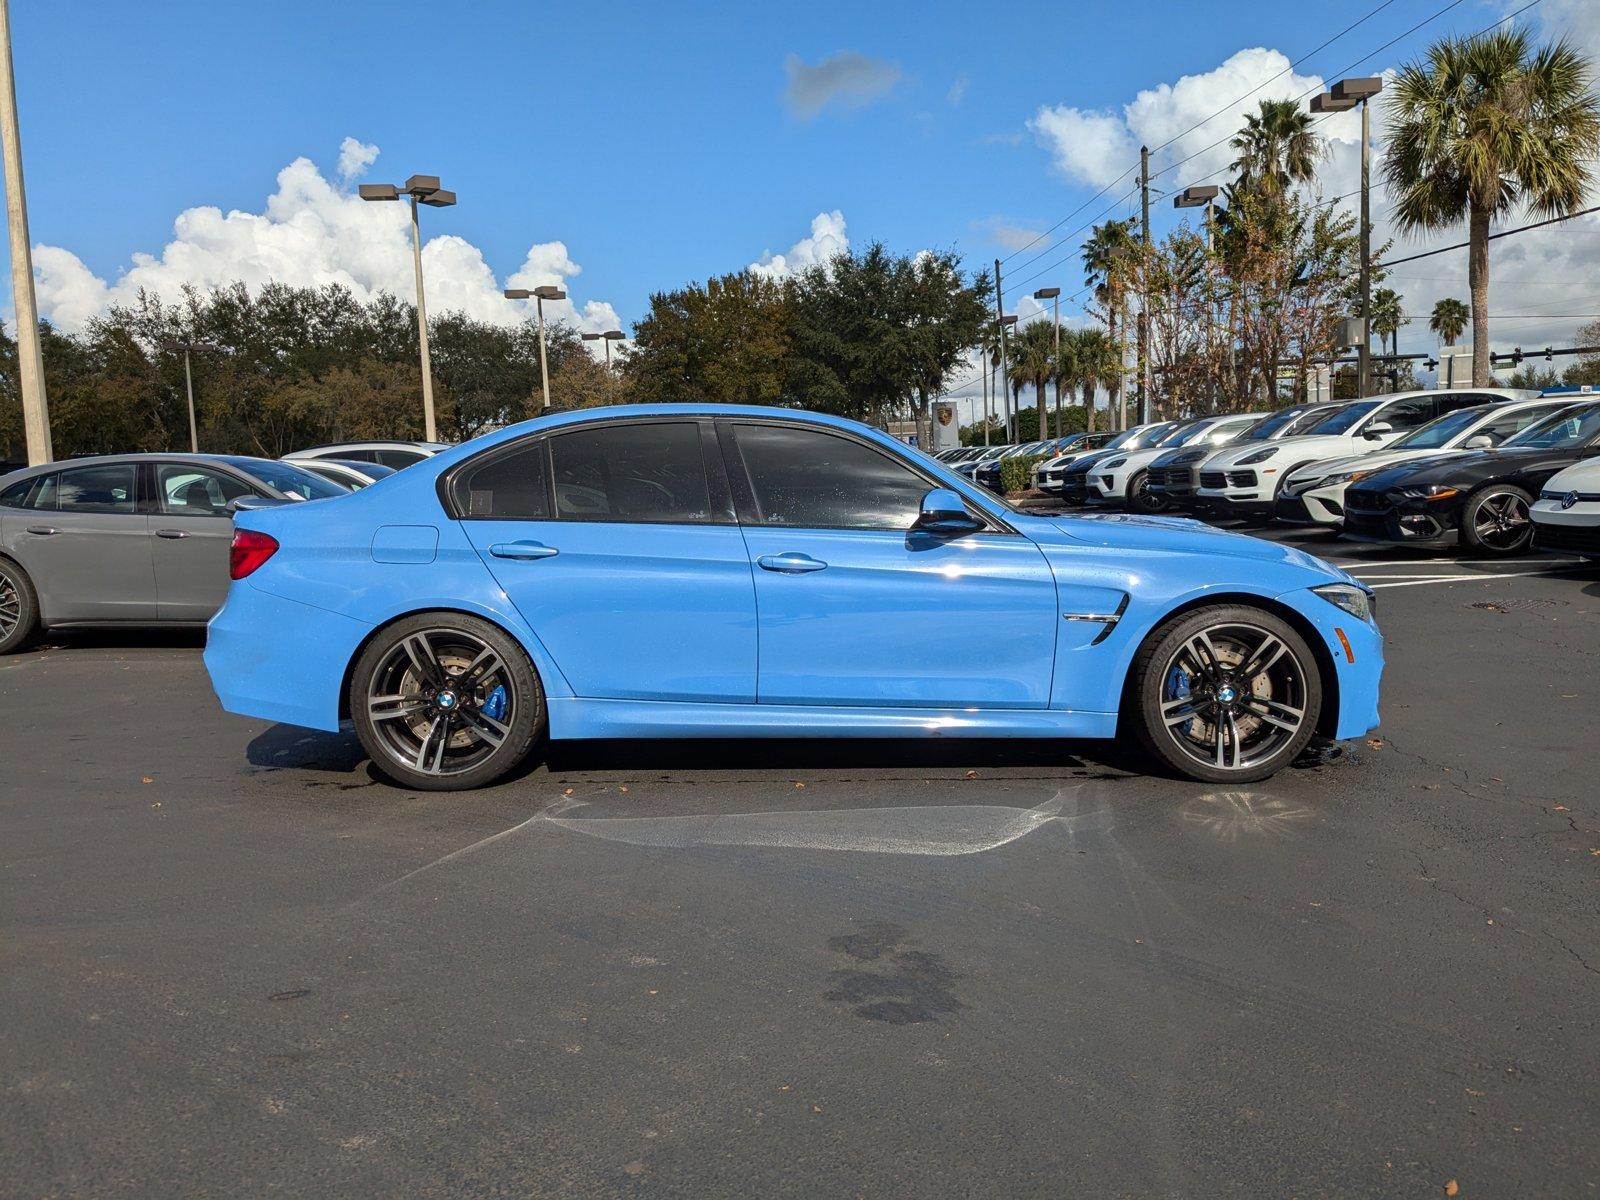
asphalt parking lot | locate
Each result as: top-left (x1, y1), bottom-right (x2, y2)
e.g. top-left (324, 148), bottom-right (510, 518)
top-left (3, 523), bottom-right (1598, 1198)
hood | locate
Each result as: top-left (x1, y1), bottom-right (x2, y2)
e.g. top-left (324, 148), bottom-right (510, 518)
top-left (1209, 433), bottom-right (1355, 467)
top-left (1354, 447), bottom-right (1574, 493)
top-left (1543, 457), bottom-right (1600, 491)
top-left (1025, 511), bottom-right (1349, 579)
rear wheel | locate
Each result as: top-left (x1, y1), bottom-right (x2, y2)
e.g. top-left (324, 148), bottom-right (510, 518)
top-left (0, 558), bottom-right (40, 655)
top-left (1131, 605), bottom-right (1322, 784)
top-left (1461, 485), bottom-right (1534, 556)
top-left (350, 613), bottom-right (545, 791)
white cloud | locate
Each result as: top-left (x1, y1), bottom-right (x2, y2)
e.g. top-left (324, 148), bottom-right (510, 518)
top-left (31, 140), bottom-right (622, 346)
top-left (977, 217), bottom-right (1046, 251)
top-left (336, 136), bottom-right (378, 184)
top-left (749, 210), bottom-right (849, 278)
top-left (784, 52), bottom-right (900, 119)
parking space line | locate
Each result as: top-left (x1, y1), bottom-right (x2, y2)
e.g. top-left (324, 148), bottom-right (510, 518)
top-left (1367, 569), bottom-right (1572, 590)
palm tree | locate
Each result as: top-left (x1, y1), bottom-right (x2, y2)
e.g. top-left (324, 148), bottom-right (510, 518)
top-left (1370, 287), bottom-right (1406, 370)
top-left (1052, 330), bottom-right (1081, 437)
top-left (1083, 218), bottom-right (1138, 428)
top-left (1429, 296), bottom-right (1469, 346)
top-left (1384, 28), bottom-right (1600, 385)
top-left (1074, 327), bottom-right (1119, 433)
top-left (1011, 320), bottom-right (1057, 440)
top-left (1230, 98), bottom-right (1323, 198)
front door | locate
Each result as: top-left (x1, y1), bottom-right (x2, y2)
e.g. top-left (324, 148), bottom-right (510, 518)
top-left (456, 418), bottom-right (757, 703)
top-left (721, 420), bottom-right (1059, 708)
top-left (150, 462), bottom-right (259, 621)
top-left (15, 461), bottom-right (156, 622)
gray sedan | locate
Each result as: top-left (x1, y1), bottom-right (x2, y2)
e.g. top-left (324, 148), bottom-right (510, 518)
top-left (0, 454), bottom-right (346, 653)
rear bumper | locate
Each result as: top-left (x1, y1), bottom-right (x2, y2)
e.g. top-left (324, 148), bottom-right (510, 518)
top-left (204, 583), bottom-right (372, 732)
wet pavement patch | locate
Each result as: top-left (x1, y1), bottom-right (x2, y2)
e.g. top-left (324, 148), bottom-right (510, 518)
top-left (824, 922), bottom-right (963, 1025)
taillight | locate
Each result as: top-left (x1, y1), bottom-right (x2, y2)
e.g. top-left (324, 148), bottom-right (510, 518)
top-left (229, 529), bottom-right (279, 579)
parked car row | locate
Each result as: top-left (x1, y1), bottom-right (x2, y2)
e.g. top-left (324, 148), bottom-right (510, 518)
top-left (1037, 387), bottom-right (1600, 559)
top-left (0, 440), bottom-right (448, 653)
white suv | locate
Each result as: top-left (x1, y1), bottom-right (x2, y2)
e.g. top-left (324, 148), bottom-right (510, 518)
top-left (1532, 454), bottom-right (1600, 558)
top-left (1087, 412), bottom-right (1263, 513)
top-left (1277, 397), bottom-right (1573, 526)
top-left (286, 440), bottom-right (450, 470)
top-left (1194, 389), bottom-right (1536, 515)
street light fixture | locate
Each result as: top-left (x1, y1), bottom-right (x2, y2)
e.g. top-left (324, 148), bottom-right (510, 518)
top-left (1310, 77), bottom-right (1383, 396)
top-left (161, 339), bottom-right (217, 452)
top-left (1033, 288), bottom-right (1063, 437)
top-left (360, 174), bottom-right (457, 442)
top-left (1175, 184), bottom-right (1222, 412)
top-left (504, 283), bottom-right (567, 412)
top-left (582, 329), bottom-right (627, 400)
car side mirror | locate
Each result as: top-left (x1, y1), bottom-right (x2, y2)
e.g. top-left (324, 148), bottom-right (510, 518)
top-left (1462, 434), bottom-right (1494, 451)
top-left (1362, 421), bottom-right (1394, 441)
top-left (912, 488), bottom-right (985, 536)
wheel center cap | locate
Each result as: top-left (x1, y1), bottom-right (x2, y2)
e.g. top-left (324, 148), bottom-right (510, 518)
top-left (437, 690), bottom-right (457, 710)
top-left (1217, 685), bottom-right (1238, 704)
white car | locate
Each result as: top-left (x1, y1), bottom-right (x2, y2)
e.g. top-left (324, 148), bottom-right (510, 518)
top-left (1145, 402), bottom-right (1352, 510)
top-left (1276, 397), bottom-right (1574, 527)
top-left (952, 444), bottom-right (1013, 481)
top-left (285, 439), bottom-right (450, 470)
top-left (288, 457), bottom-right (400, 491)
top-left (1532, 455), bottom-right (1600, 558)
top-left (1036, 424), bottom-right (1168, 495)
top-left (1029, 432), bottom-right (1118, 490)
top-left (1087, 411), bottom-right (1264, 512)
top-left (1194, 388), bottom-right (1536, 515)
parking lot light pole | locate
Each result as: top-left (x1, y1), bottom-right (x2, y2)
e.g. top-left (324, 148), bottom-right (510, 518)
top-left (582, 329), bottom-right (627, 401)
top-left (504, 284), bottom-right (567, 412)
top-left (1033, 288), bottom-right (1061, 436)
top-left (998, 314), bottom-right (1018, 440)
top-left (163, 340), bottom-right (217, 452)
top-left (1311, 79), bottom-right (1383, 397)
top-left (1174, 186), bottom-right (1220, 411)
top-left (360, 176), bottom-right (456, 442)
top-left (0, 0), bottom-right (49, 465)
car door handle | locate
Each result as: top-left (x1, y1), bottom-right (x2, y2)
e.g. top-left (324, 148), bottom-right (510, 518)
top-left (757, 552), bottom-right (828, 574)
top-left (489, 540), bottom-right (559, 561)
top-left (154, 528), bottom-right (191, 539)
top-left (25, 526), bottom-right (59, 536)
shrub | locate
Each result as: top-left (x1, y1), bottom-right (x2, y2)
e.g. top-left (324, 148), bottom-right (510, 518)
top-left (1000, 454), bottom-right (1051, 494)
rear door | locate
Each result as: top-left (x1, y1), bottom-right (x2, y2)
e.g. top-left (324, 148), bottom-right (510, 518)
top-left (150, 462), bottom-right (259, 621)
top-left (12, 462), bottom-right (156, 622)
top-left (722, 419), bottom-right (1059, 709)
top-left (455, 418), bottom-right (758, 703)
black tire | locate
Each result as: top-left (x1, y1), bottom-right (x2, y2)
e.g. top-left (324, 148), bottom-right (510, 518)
top-left (349, 612), bottom-right (545, 791)
top-left (1130, 604), bottom-right (1322, 784)
top-left (1460, 484), bottom-right (1535, 556)
top-left (1126, 470), bottom-right (1165, 515)
top-left (0, 557), bottom-right (41, 655)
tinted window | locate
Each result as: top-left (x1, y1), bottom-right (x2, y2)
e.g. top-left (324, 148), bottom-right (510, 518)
top-left (220, 458), bottom-right (346, 500)
top-left (1307, 401), bottom-right (1379, 435)
top-left (157, 465), bottom-right (254, 515)
top-left (1481, 405), bottom-right (1563, 444)
top-left (374, 449), bottom-right (426, 469)
top-left (40, 463), bottom-right (137, 513)
top-left (551, 422), bottom-right (713, 522)
top-left (334, 449), bottom-right (377, 463)
top-left (732, 423), bottom-right (930, 530)
top-left (1506, 401), bottom-right (1600, 448)
top-left (464, 442), bottom-right (551, 518)
top-left (0, 477), bottom-right (33, 508)
top-left (1376, 397), bottom-right (1436, 432)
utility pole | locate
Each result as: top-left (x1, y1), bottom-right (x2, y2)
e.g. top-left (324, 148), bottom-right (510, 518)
top-left (980, 347), bottom-right (990, 446)
top-left (1138, 145), bottom-right (1151, 426)
top-left (993, 258), bottom-right (1013, 441)
top-left (0, 0), bottom-right (49, 464)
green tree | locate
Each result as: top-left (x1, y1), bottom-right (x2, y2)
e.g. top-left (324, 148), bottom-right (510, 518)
top-left (1370, 288), bottom-right (1405, 362)
top-left (1229, 98), bottom-right (1323, 199)
top-left (623, 271), bottom-right (792, 407)
top-left (1083, 218), bottom-right (1137, 428)
top-left (1010, 319), bottom-right (1058, 441)
top-left (1384, 27), bottom-right (1600, 385)
top-left (1429, 297), bottom-right (1469, 345)
top-left (1072, 327), bottom-right (1119, 433)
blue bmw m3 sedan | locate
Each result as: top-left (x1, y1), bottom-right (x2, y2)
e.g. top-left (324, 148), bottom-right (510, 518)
top-left (204, 405), bottom-right (1382, 790)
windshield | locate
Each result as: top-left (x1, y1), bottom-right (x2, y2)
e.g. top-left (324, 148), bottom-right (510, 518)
top-left (1124, 422), bottom-right (1179, 449)
top-left (1171, 421), bottom-right (1224, 447)
top-left (1390, 406), bottom-right (1489, 450)
top-left (1240, 407), bottom-right (1311, 441)
top-left (1304, 400), bottom-right (1380, 436)
top-left (1503, 401), bottom-right (1600, 448)
top-left (224, 457), bottom-right (348, 500)
top-left (1098, 427), bottom-right (1140, 450)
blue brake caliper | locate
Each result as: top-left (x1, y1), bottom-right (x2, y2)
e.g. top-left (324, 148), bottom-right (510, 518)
top-left (483, 685), bottom-right (508, 721)
top-left (1166, 665), bottom-right (1192, 733)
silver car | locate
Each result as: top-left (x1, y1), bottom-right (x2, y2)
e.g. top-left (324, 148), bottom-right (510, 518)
top-left (0, 453), bottom-right (346, 653)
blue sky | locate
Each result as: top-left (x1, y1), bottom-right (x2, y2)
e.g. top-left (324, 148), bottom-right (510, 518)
top-left (7, 0), bottom-right (1598, 367)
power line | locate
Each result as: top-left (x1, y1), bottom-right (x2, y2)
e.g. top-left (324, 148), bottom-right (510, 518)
top-left (1377, 203), bottom-right (1600, 267)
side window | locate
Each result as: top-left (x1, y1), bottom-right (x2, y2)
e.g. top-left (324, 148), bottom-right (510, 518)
top-left (551, 422), bottom-right (713, 523)
top-left (47, 463), bottom-right (138, 513)
top-left (0, 477), bottom-right (35, 509)
top-left (1435, 393), bottom-right (1491, 419)
top-left (462, 441), bottom-right (551, 519)
top-left (1378, 398), bottom-right (1436, 431)
top-left (731, 423), bottom-right (933, 530)
top-left (374, 449), bottom-right (424, 469)
top-left (156, 465), bottom-right (254, 516)
top-left (335, 449), bottom-right (377, 464)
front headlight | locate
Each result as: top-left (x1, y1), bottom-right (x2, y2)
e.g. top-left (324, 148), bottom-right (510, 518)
top-left (1398, 484), bottom-right (1459, 501)
top-left (1237, 447), bottom-right (1279, 466)
top-left (1312, 582), bottom-right (1376, 623)
top-left (1101, 456), bottom-right (1128, 469)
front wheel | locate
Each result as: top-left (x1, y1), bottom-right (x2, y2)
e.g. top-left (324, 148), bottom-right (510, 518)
top-left (349, 613), bottom-right (546, 791)
top-left (1126, 470), bottom-right (1165, 515)
top-left (1131, 605), bottom-right (1322, 783)
top-left (0, 558), bottom-right (41, 655)
top-left (1460, 485), bottom-right (1534, 556)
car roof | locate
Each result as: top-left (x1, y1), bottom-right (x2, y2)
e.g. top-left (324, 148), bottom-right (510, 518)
top-left (293, 439), bottom-right (449, 451)
top-left (1, 451), bottom-right (268, 480)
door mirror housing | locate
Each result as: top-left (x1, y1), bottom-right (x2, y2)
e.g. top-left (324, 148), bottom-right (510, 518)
top-left (1462, 434), bottom-right (1494, 451)
top-left (913, 488), bottom-right (985, 536)
top-left (1362, 421), bottom-right (1394, 441)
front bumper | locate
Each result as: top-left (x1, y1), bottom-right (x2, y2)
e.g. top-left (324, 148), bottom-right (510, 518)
top-left (1532, 505), bottom-right (1600, 556)
top-left (1282, 587), bottom-right (1385, 741)
top-left (1274, 486), bottom-right (1346, 527)
top-left (1342, 499), bottom-right (1461, 546)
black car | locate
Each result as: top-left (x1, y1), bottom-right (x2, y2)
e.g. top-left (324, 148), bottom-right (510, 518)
top-left (1057, 421), bottom-right (1183, 505)
top-left (1341, 399), bottom-right (1600, 555)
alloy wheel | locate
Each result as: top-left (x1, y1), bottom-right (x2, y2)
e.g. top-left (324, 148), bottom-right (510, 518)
top-left (1157, 622), bottom-right (1310, 772)
top-left (1471, 491), bottom-right (1532, 552)
top-left (0, 573), bottom-right (19, 641)
top-left (364, 628), bottom-right (516, 778)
